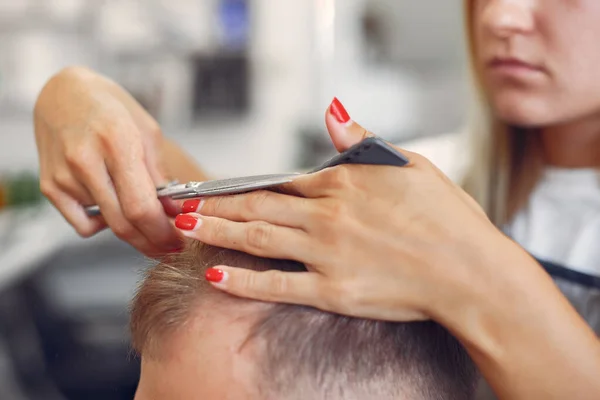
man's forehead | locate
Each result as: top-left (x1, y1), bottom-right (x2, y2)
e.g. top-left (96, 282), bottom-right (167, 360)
top-left (192, 291), bottom-right (271, 330)
top-left (136, 302), bottom-right (266, 400)
top-left (171, 294), bottom-right (272, 354)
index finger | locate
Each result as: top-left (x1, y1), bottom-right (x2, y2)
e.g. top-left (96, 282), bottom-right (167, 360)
top-left (191, 190), bottom-right (310, 228)
top-left (207, 266), bottom-right (327, 308)
top-left (101, 126), bottom-right (181, 250)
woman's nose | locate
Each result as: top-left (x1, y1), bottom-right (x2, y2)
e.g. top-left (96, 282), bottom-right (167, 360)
top-left (480, 0), bottom-right (535, 38)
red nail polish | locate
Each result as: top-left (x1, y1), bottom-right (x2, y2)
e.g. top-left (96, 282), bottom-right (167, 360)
top-left (182, 199), bottom-right (202, 214)
top-left (175, 214), bottom-right (198, 230)
top-left (206, 268), bottom-right (225, 283)
top-left (329, 97), bottom-right (351, 124)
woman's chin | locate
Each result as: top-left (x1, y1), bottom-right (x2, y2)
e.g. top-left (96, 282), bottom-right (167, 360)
top-left (495, 109), bottom-right (544, 128)
top-left (491, 94), bottom-right (555, 128)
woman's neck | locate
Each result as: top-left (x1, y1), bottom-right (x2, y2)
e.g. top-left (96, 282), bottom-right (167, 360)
top-left (540, 116), bottom-right (600, 168)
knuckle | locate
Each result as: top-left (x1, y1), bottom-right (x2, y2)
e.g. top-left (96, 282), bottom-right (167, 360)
top-left (39, 179), bottom-right (57, 200)
top-left (211, 218), bottom-right (229, 243)
top-left (267, 270), bottom-right (289, 298)
top-left (63, 148), bottom-right (79, 168)
top-left (306, 201), bottom-right (345, 242)
top-left (122, 200), bottom-right (160, 223)
top-left (111, 222), bottom-right (136, 241)
top-left (238, 269), bottom-right (261, 296)
top-left (53, 170), bottom-right (75, 190)
top-left (326, 199), bottom-right (348, 221)
top-left (239, 270), bottom-right (287, 300)
top-left (245, 191), bottom-right (270, 214)
top-left (245, 222), bottom-right (272, 252)
top-left (326, 281), bottom-right (361, 315)
top-left (64, 144), bottom-right (94, 172)
top-left (97, 122), bottom-right (139, 153)
top-left (208, 196), bottom-right (226, 215)
top-left (321, 165), bottom-right (353, 191)
top-left (97, 125), bottom-right (118, 150)
top-left (316, 199), bottom-right (347, 225)
top-left (74, 224), bottom-right (99, 239)
top-left (81, 118), bottom-right (106, 141)
top-left (320, 282), bottom-right (345, 313)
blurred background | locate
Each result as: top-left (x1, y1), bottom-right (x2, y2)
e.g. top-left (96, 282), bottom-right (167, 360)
top-left (0, 0), bottom-right (467, 398)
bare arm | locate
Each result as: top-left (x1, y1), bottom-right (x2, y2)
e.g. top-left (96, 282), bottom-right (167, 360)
top-left (177, 100), bottom-right (600, 400)
top-left (160, 137), bottom-right (211, 183)
top-left (436, 237), bottom-right (600, 400)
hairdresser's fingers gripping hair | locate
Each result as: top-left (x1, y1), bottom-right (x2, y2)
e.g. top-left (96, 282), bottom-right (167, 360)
top-left (208, 266), bottom-right (326, 308)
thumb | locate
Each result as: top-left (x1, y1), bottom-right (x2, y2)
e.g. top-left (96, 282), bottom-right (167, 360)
top-left (205, 266), bottom-right (324, 307)
top-left (326, 97), bottom-right (375, 152)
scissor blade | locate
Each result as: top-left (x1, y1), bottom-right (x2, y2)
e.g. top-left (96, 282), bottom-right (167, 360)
top-left (170, 173), bottom-right (301, 199)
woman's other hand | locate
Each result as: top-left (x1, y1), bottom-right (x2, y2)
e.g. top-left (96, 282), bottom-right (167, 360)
top-left (34, 66), bottom-right (183, 256)
top-left (174, 98), bottom-right (512, 322)
top-left (175, 99), bottom-right (600, 400)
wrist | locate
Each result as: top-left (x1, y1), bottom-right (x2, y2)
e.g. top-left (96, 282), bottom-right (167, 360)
top-left (160, 137), bottom-right (209, 183)
top-left (432, 232), bottom-right (546, 345)
top-left (430, 232), bottom-right (600, 399)
top-left (425, 230), bottom-right (528, 320)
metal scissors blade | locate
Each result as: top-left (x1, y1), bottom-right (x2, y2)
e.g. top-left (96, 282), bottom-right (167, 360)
top-left (84, 174), bottom-right (301, 216)
top-left (167, 173), bottom-right (301, 199)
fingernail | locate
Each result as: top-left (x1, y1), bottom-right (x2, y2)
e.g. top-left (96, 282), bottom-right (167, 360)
top-left (329, 97), bottom-right (351, 125)
top-left (175, 214), bottom-right (200, 231)
top-left (206, 267), bottom-right (228, 283)
top-left (182, 199), bottom-right (203, 214)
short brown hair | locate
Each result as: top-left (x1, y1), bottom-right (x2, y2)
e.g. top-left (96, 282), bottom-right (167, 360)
top-left (131, 241), bottom-right (478, 399)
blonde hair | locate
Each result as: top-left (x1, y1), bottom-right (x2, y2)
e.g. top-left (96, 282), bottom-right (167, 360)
top-left (130, 241), bottom-right (479, 399)
top-left (461, 0), bottom-right (544, 226)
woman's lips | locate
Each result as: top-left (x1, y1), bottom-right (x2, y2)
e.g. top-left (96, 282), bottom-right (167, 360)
top-left (487, 57), bottom-right (546, 80)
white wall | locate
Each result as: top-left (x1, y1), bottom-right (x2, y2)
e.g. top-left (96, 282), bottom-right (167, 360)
top-left (0, 0), bottom-right (318, 177)
top-left (166, 0), bottom-right (318, 177)
top-left (0, 0), bottom-right (468, 176)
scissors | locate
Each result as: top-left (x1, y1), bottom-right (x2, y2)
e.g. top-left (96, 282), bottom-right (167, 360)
top-left (84, 137), bottom-right (409, 217)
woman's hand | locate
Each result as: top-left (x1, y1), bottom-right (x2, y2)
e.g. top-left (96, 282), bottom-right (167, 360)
top-left (175, 99), bottom-right (600, 400)
top-left (34, 66), bottom-right (188, 255)
top-left (174, 98), bottom-right (505, 322)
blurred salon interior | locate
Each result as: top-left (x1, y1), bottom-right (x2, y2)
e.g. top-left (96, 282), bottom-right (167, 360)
top-left (0, 0), bottom-right (466, 399)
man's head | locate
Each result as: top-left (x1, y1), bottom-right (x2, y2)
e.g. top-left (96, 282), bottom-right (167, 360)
top-left (131, 242), bottom-right (478, 400)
